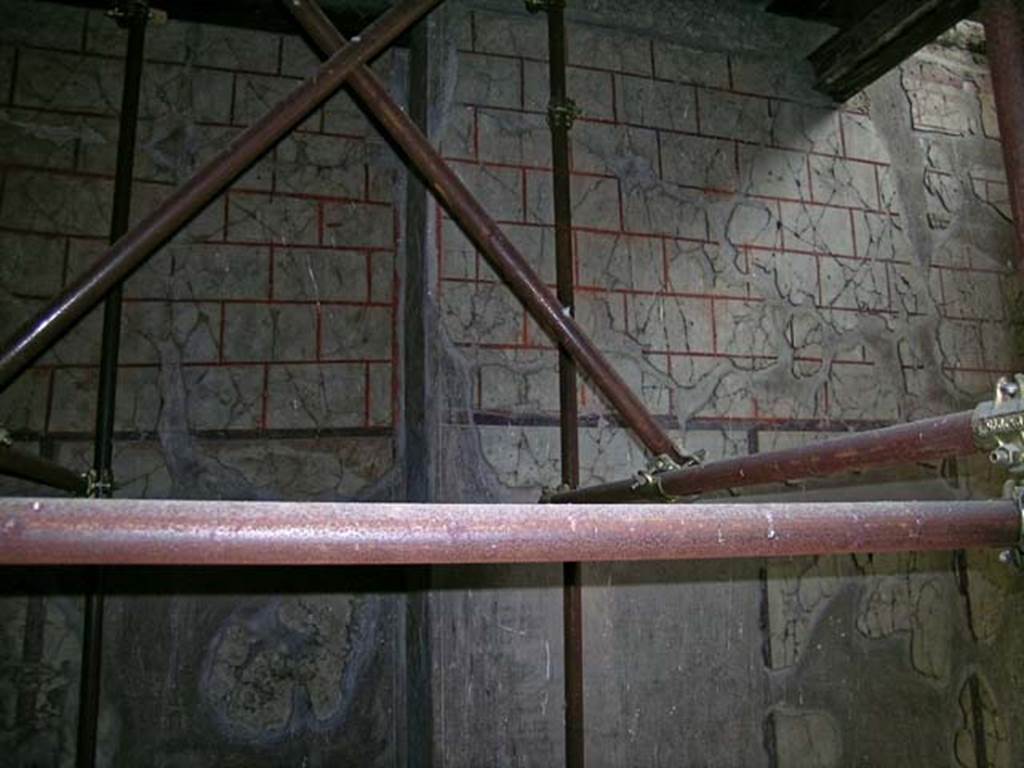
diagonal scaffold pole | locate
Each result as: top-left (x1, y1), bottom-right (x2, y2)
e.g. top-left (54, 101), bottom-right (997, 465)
top-left (281, 0), bottom-right (686, 464)
top-left (0, 0), bottom-right (445, 394)
top-left (544, 406), bottom-right (994, 504)
top-left (0, 434), bottom-right (88, 495)
top-left (545, 371), bottom-right (1024, 505)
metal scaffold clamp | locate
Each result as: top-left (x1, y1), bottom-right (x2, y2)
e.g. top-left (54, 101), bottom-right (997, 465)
top-left (547, 98), bottom-right (582, 131)
top-left (540, 483), bottom-right (571, 502)
top-left (524, 0), bottom-right (566, 12)
top-left (973, 373), bottom-right (1024, 568)
top-left (84, 468), bottom-right (114, 499)
top-left (106, 0), bottom-right (166, 27)
top-left (973, 373), bottom-right (1024, 480)
top-left (631, 450), bottom-right (703, 502)
top-left (998, 482), bottom-right (1024, 569)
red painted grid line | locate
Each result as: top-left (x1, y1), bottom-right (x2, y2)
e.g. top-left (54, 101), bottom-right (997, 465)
top-left (454, 101), bottom-right (893, 172)
top-left (453, 36), bottom-right (883, 116)
top-left (5, 39), bottom-right (357, 87)
top-left (438, 155), bottom-right (897, 218)
top-left (0, 103), bottom-right (374, 143)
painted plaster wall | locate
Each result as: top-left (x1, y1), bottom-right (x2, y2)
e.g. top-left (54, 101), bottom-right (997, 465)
top-left (0, 0), bottom-right (409, 763)
top-left (0, 0), bottom-right (1022, 765)
top-left (0, 0), bottom-right (400, 500)
top-left (437, 4), bottom-right (1015, 492)
top-left (428, 2), bottom-right (1024, 766)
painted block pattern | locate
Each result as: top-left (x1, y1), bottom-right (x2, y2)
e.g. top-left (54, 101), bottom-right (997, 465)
top-left (437, 9), bottom-right (1019, 491)
top-left (0, 1), bottom-right (399, 480)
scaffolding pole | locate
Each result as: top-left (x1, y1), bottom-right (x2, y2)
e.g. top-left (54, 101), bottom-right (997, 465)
top-left (281, 0), bottom-right (684, 464)
top-left (76, 3), bottom-right (149, 765)
top-left (0, 0), bottom-right (445, 392)
top-left (545, 410), bottom-right (978, 504)
top-left (0, 440), bottom-right (88, 495)
top-left (534, 1), bottom-right (585, 763)
top-left (984, 0), bottom-right (1024, 268)
top-left (0, 497), bottom-right (1018, 565)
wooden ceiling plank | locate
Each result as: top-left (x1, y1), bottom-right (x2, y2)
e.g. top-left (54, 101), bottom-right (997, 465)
top-left (809, 0), bottom-right (979, 101)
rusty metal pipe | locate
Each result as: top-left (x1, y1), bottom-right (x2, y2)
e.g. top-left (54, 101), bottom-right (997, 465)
top-left (540, 3), bottom-right (585, 764)
top-left (984, 0), bottom-right (1024, 269)
top-left (0, 0), bottom-right (443, 393)
top-left (0, 498), bottom-right (1017, 565)
top-left (547, 410), bottom-right (978, 503)
top-left (544, 0), bottom-right (580, 492)
top-left (0, 444), bottom-right (88, 495)
top-left (283, 0), bottom-right (683, 463)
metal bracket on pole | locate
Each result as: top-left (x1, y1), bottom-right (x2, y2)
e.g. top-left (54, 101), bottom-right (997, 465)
top-left (630, 450), bottom-right (704, 502)
top-left (996, 482), bottom-right (1024, 569)
top-left (106, 0), bottom-right (165, 27)
top-left (541, 448), bottom-right (703, 503)
top-left (540, 483), bottom-right (571, 502)
top-left (547, 98), bottom-right (581, 131)
top-left (974, 373), bottom-right (1024, 568)
top-left (85, 468), bottom-right (114, 499)
top-left (973, 373), bottom-right (1024, 478)
top-left (525, 0), bottom-right (566, 12)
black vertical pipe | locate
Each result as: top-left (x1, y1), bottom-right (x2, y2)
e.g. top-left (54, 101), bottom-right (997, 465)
top-left (77, 6), bottom-right (147, 767)
top-left (403, 16), bottom-right (435, 768)
top-left (548, 10), bottom-right (578, 490)
top-left (543, 2), bottom-right (584, 766)
top-left (562, 559), bottom-right (584, 768)
top-left (93, 9), bottom-right (147, 491)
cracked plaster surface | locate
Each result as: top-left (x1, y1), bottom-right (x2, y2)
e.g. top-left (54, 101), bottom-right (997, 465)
top-left (771, 707), bottom-right (842, 768)
top-left (0, 3), bottom-right (408, 763)
top-left (439, 9), bottom-right (1019, 496)
top-left (766, 555), bottom-right (852, 671)
top-left (955, 673), bottom-right (1010, 768)
top-left (0, 596), bottom-right (81, 768)
top-left (0, 2), bottom-right (405, 500)
top-left (426, 11), bottom-right (1024, 763)
top-left (853, 552), bottom-right (956, 682)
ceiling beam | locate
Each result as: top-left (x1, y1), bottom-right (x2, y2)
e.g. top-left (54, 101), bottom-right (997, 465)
top-left (766, 0), bottom-right (887, 28)
top-left (809, 0), bottom-right (979, 101)
top-left (44, 0), bottom-right (402, 40)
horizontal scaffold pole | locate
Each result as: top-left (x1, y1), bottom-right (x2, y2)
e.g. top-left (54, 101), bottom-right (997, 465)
top-left (0, 497), bottom-right (1017, 566)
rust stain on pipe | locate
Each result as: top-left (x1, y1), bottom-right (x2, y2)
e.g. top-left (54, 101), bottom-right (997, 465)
top-left (548, 410), bottom-right (978, 503)
top-left (0, 498), bottom-right (1016, 566)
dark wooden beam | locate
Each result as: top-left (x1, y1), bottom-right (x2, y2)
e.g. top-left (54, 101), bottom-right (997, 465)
top-left (42, 0), bottom-right (403, 41)
top-left (767, 0), bottom-right (888, 28)
top-left (765, 0), bottom-right (892, 27)
top-left (809, 0), bottom-right (979, 101)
